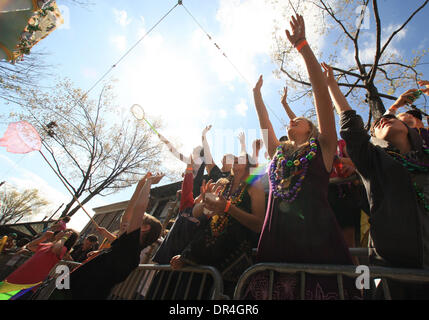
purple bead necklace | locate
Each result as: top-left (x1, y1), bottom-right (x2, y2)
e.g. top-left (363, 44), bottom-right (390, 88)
top-left (269, 138), bottom-right (318, 203)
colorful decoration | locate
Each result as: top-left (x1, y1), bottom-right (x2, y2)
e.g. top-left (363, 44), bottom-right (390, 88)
top-left (0, 121), bottom-right (42, 154)
top-left (0, 281), bottom-right (40, 300)
top-left (0, 0), bottom-right (63, 62)
top-left (269, 138), bottom-right (318, 203)
top-left (386, 151), bottom-right (429, 173)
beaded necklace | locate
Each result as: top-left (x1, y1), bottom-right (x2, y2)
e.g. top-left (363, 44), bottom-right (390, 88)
top-left (387, 150), bottom-right (429, 212)
top-left (269, 138), bottom-right (318, 203)
top-left (386, 151), bottom-right (429, 173)
top-left (209, 180), bottom-right (247, 238)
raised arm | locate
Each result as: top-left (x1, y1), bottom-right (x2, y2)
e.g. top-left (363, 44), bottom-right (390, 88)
top-left (238, 132), bottom-right (247, 156)
top-left (51, 230), bottom-right (72, 258)
top-left (385, 89), bottom-right (419, 116)
top-left (286, 14), bottom-right (337, 171)
top-left (127, 173), bottom-right (164, 234)
top-left (158, 133), bottom-right (190, 165)
top-left (26, 231), bottom-right (54, 252)
top-left (419, 80), bottom-right (429, 96)
top-left (321, 63), bottom-right (353, 114)
top-left (119, 173), bottom-right (151, 235)
top-left (202, 125), bottom-right (216, 174)
top-left (281, 87), bottom-right (297, 120)
top-left (253, 75), bottom-right (280, 158)
top-left (252, 139), bottom-right (263, 166)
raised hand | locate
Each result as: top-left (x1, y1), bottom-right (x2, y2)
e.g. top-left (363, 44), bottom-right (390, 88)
top-left (321, 62), bottom-right (336, 86)
top-left (254, 75), bottom-right (263, 92)
top-left (253, 139), bottom-right (263, 152)
top-left (418, 80), bottom-right (429, 96)
top-left (281, 87), bottom-right (288, 106)
top-left (391, 89), bottom-right (419, 109)
top-left (285, 14), bottom-right (306, 47)
top-left (202, 125), bottom-right (212, 136)
top-left (148, 173), bottom-right (165, 185)
top-left (238, 132), bottom-right (246, 145)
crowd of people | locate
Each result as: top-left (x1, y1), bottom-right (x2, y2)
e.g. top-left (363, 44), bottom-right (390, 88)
top-left (1, 13), bottom-right (429, 300)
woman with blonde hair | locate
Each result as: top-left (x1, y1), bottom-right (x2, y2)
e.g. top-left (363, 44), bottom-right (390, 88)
top-left (244, 14), bottom-right (360, 300)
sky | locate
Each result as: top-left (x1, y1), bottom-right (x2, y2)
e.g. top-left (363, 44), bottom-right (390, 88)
top-left (0, 0), bottom-right (428, 232)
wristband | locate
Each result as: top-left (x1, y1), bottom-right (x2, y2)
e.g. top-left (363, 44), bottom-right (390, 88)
top-left (224, 200), bottom-right (232, 213)
top-left (61, 236), bottom-right (69, 242)
top-left (295, 39), bottom-right (308, 52)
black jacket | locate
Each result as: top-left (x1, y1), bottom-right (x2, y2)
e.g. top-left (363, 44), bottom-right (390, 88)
top-left (340, 110), bottom-right (429, 268)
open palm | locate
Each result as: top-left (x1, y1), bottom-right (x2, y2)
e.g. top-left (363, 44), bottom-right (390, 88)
top-left (285, 14), bottom-right (306, 46)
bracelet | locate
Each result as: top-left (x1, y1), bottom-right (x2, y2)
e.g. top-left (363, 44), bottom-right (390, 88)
top-left (61, 236), bottom-right (69, 242)
top-left (224, 200), bottom-right (232, 213)
top-left (293, 37), bottom-right (305, 47)
top-left (295, 39), bottom-right (308, 52)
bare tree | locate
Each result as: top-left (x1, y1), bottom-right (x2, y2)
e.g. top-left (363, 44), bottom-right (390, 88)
top-left (271, 0), bottom-right (429, 127)
top-left (12, 79), bottom-right (165, 218)
top-left (0, 186), bottom-right (49, 225)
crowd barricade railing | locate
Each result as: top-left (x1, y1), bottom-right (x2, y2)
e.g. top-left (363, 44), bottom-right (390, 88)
top-left (31, 260), bottom-right (82, 300)
top-left (232, 262), bottom-right (429, 300)
top-left (108, 264), bottom-right (229, 300)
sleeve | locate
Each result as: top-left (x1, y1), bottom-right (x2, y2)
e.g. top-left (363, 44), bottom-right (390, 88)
top-left (192, 162), bottom-right (206, 198)
top-left (339, 110), bottom-right (375, 178)
top-left (180, 171), bottom-right (195, 212)
top-left (208, 165), bottom-right (222, 182)
top-left (116, 229), bottom-right (141, 253)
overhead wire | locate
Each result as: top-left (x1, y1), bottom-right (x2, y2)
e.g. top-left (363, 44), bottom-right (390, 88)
top-left (180, 2), bottom-right (286, 126)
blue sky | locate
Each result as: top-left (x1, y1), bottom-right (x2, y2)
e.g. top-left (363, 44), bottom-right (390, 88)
top-left (0, 0), bottom-right (428, 231)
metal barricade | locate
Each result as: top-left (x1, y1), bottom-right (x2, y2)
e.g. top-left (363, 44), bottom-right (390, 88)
top-left (108, 264), bottom-right (229, 300)
top-left (32, 260), bottom-right (82, 300)
top-left (233, 262), bottom-right (429, 300)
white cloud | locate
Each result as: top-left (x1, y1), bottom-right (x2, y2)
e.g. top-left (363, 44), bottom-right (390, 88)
top-left (234, 99), bottom-right (249, 117)
top-left (113, 9), bottom-right (132, 27)
top-left (110, 35), bottom-right (127, 52)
